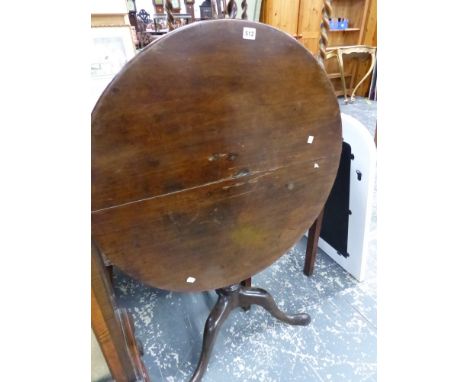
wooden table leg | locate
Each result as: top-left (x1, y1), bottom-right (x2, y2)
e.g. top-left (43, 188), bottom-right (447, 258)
top-left (241, 277), bottom-right (252, 310)
top-left (350, 51), bottom-right (376, 102)
top-left (303, 209), bottom-right (324, 276)
top-left (336, 50), bottom-right (348, 104)
top-left (190, 284), bottom-right (310, 382)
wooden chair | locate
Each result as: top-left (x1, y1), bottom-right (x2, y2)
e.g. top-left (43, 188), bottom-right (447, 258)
top-left (165, 0), bottom-right (248, 31)
top-left (162, 1), bottom-right (193, 30)
top-left (135, 9), bottom-right (153, 48)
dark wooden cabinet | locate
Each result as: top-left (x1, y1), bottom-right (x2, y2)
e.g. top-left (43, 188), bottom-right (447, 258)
top-left (92, 242), bottom-right (149, 382)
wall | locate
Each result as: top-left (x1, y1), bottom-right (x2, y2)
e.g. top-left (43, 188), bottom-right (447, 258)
top-left (91, 0), bottom-right (136, 110)
top-left (91, 0), bottom-right (129, 14)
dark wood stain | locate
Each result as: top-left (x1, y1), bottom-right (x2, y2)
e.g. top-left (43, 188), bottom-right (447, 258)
top-left (92, 242), bottom-right (149, 381)
top-left (92, 19), bottom-right (342, 292)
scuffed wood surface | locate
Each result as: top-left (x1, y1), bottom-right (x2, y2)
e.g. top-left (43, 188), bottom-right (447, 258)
top-left (92, 20), bottom-right (341, 292)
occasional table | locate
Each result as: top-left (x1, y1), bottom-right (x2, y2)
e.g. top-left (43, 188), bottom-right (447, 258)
top-left (92, 19), bottom-right (342, 381)
top-left (326, 45), bottom-right (377, 104)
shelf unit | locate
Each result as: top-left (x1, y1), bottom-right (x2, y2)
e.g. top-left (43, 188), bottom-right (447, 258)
top-left (329, 28), bottom-right (360, 32)
top-left (328, 72), bottom-right (352, 79)
top-left (325, 0), bottom-right (373, 95)
top-left (260, 0), bottom-right (376, 97)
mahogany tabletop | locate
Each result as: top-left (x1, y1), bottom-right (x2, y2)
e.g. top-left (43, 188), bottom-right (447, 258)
top-left (92, 19), bottom-right (342, 292)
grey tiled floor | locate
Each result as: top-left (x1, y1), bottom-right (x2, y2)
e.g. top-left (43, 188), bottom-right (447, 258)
top-left (114, 96), bottom-right (377, 381)
top-left (338, 96), bottom-right (377, 138)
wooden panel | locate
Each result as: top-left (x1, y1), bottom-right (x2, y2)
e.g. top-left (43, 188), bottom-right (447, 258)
top-left (328, 30), bottom-right (362, 47)
top-left (297, 0), bottom-right (324, 54)
top-left (323, 0), bottom-right (375, 95)
top-left (363, 0), bottom-right (377, 46)
top-left (91, 14), bottom-right (130, 27)
top-left (260, 0), bottom-right (376, 97)
top-left (260, 0), bottom-right (301, 35)
top-left (330, 0), bottom-right (367, 29)
top-left (91, 242), bottom-right (149, 382)
top-left (326, 55), bottom-right (358, 96)
top-left (354, 0), bottom-right (377, 96)
top-left (357, 0), bottom-right (372, 43)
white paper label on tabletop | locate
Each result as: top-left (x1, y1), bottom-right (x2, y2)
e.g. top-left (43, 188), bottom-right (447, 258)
top-left (242, 27), bottom-right (256, 40)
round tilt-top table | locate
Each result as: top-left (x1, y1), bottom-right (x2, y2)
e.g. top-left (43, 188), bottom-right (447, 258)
top-left (92, 19), bottom-right (342, 381)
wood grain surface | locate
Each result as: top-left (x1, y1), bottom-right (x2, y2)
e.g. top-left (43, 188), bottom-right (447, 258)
top-left (92, 242), bottom-right (149, 381)
top-left (92, 19), bottom-right (342, 292)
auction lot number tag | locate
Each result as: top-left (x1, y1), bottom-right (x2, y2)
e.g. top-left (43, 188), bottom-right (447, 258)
top-left (243, 27), bottom-right (256, 40)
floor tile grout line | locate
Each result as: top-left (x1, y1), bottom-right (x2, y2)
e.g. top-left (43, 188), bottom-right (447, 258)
top-left (335, 296), bottom-right (377, 330)
top-left (311, 365), bottom-right (327, 382)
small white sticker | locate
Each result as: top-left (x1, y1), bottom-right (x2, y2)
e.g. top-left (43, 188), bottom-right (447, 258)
top-left (307, 136), bottom-right (314, 144)
top-left (186, 276), bottom-right (196, 283)
top-left (314, 163), bottom-right (320, 168)
top-left (243, 27), bottom-right (256, 40)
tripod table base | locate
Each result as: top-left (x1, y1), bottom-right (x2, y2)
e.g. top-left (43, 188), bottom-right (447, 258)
top-left (189, 284), bottom-right (311, 382)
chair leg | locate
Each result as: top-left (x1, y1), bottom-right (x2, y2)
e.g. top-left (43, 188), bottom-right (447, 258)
top-left (303, 209), bottom-right (324, 276)
top-left (336, 51), bottom-right (348, 104)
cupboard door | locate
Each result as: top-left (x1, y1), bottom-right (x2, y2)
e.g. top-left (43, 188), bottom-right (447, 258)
top-left (92, 242), bottom-right (149, 382)
top-left (261, 0), bottom-right (301, 36)
top-left (298, 0), bottom-right (324, 54)
top-left (261, 0), bottom-right (324, 54)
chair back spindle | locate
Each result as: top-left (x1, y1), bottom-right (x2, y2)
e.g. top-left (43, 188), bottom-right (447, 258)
top-left (166, 0), bottom-right (175, 31)
top-left (241, 0), bottom-right (247, 20)
top-left (211, 0), bottom-right (227, 19)
top-left (318, 0), bottom-right (332, 67)
top-left (227, 0), bottom-right (238, 19)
